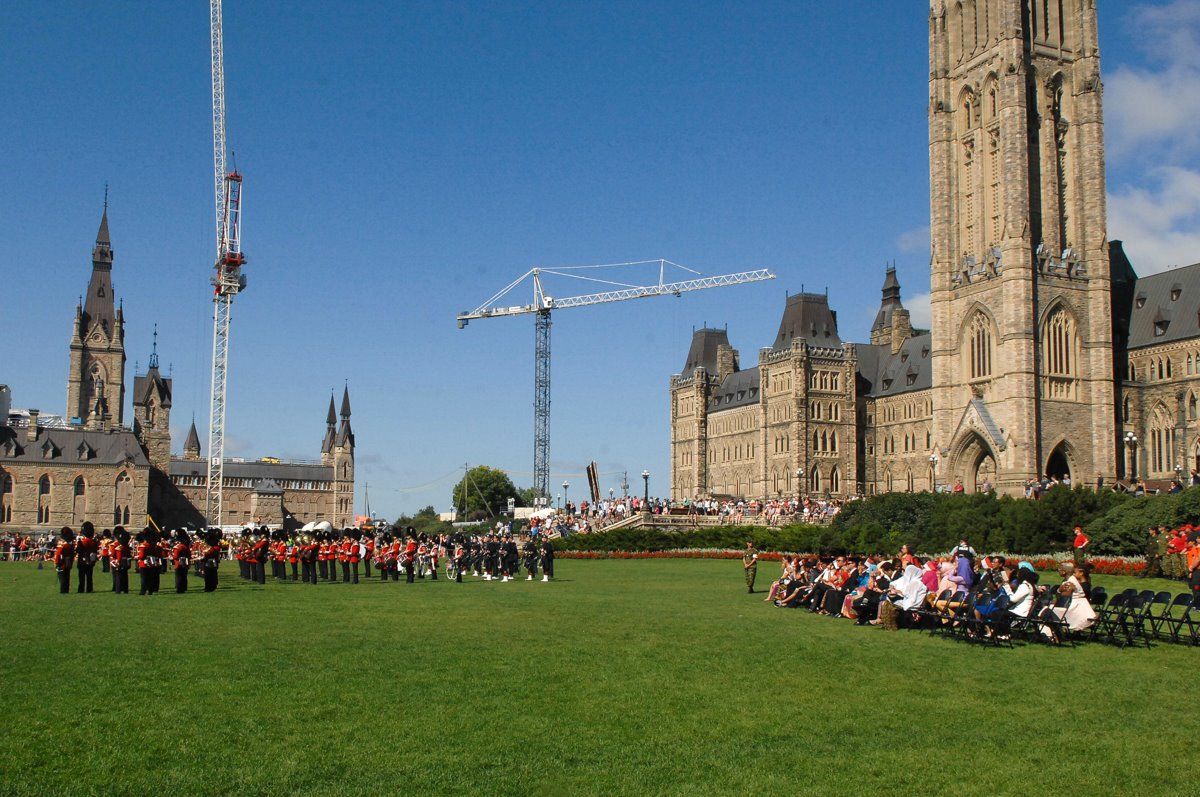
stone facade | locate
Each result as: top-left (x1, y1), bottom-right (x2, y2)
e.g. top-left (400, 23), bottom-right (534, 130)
top-left (0, 209), bottom-right (356, 531)
top-left (669, 2), bottom-right (1200, 500)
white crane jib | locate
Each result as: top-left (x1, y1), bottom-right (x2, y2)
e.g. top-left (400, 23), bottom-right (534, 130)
top-left (456, 259), bottom-right (775, 503)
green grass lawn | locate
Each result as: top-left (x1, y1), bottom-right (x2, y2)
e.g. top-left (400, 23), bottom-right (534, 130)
top-left (0, 559), bottom-right (1194, 796)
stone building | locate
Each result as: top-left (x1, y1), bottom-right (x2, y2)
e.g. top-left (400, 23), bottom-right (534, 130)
top-left (669, 1), bottom-right (1199, 500)
top-left (0, 208), bottom-right (356, 531)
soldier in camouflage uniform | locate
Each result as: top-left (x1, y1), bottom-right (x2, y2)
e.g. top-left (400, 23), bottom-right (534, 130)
top-left (1142, 527), bottom-right (1161, 579)
top-left (743, 541), bottom-right (758, 594)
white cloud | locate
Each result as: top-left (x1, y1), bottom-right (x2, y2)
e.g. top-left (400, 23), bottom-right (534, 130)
top-left (896, 225), bottom-right (931, 254)
top-left (906, 291), bottom-right (932, 329)
top-left (1104, 2), bottom-right (1200, 273)
top-left (1106, 0), bottom-right (1200, 157)
top-left (1109, 166), bottom-right (1200, 273)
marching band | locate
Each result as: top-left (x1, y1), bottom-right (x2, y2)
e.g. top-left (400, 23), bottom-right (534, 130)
top-left (49, 523), bottom-right (555, 594)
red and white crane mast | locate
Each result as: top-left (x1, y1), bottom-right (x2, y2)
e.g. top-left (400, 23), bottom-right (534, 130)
top-left (204, 0), bottom-right (248, 527)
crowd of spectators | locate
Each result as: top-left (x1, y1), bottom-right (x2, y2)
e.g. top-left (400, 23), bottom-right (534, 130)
top-left (537, 494), bottom-right (848, 535)
top-left (765, 540), bottom-right (1106, 643)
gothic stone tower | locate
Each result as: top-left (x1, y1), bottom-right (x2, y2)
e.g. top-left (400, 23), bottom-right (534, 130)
top-left (133, 336), bottom-right (173, 513)
top-left (68, 206), bottom-right (126, 429)
top-left (928, 0), bottom-right (1115, 492)
top-left (332, 386), bottom-right (355, 526)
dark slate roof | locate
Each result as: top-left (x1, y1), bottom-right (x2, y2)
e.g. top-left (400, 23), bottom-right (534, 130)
top-left (325, 395), bottom-right (337, 426)
top-left (871, 267), bottom-right (904, 333)
top-left (857, 333), bottom-right (933, 398)
top-left (83, 209), bottom-right (116, 336)
top-left (1126, 261), bottom-right (1200, 349)
top-left (772, 293), bottom-right (841, 350)
top-left (133, 368), bottom-right (172, 409)
top-left (184, 421), bottom-right (201, 452)
top-left (681, 328), bottom-right (730, 374)
top-left (336, 419), bottom-right (354, 448)
top-left (340, 386), bottom-right (352, 418)
top-left (169, 458), bottom-right (334, 482)
top-left (708, 367), bottom-right (761, 412)
top-left (0, 424), bottom-right (149, 467)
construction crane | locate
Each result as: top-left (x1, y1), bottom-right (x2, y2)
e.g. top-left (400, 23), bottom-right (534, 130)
top-left (204, 0), bottom-right (248, 527)
top-left (457, 260), bottom-right (775, 503)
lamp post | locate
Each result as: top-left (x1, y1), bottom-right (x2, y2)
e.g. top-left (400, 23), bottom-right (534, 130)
top-left (796, 467), bottom-right (803, 500)
top-left (556, 493), bottom-right (561, 509)
top-left (1124, 431), bottom-right (1138, 480)
top-left (642, 469), bottom-right (650, 511)
top-left (929, 453), bottom-right (939, 493)
top-left (562, 480), bottom-right (570, 513)
top-left (1175, 463), bottom-right (1183, 487)
top-left (608, 488), bottom-right (614, 501)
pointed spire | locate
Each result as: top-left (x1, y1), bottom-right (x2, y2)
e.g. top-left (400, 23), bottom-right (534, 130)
top-left (340, 384), bottom-right (351, 418)
top-left (184, 417), bottom-right (202, 459)
top-left (148, 324), bottom-right (160, 371)
top-left (97, 185), bottom-right (111, 246)
top-left (326, 392), bottom-right (337, 426)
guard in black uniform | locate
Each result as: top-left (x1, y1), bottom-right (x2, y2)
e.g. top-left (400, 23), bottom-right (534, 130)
top-left (540, 537), bottom-right (554, 582)
top-left (523, 537), bottom-right (539, 581)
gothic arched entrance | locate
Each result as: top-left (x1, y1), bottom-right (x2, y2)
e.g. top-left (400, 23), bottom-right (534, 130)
top-left (951, 432), bottom-right (998, 494)
top-left (1046, 443), bottom-right (1071, 483)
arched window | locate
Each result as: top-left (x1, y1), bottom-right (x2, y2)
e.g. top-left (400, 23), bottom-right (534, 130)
top-left (1167, 358), bottom-right (1174, 379)
top-left (830, 467), bottom-right (840, 494)
top-left (1041, 305), bottom-right (1079, 399)
top-left (0, 469), bottom-right (12, 524)
top-left (907, 471), bottom-right (915, 492)
top-left (114, 471), bottom-right (133, 527)
top-left (37, 475), bottom-right (51, 524)
top-left (809, 466), bottom-right (822, 494)
top-left (830, 431), bottom-right (838, 453)
top-left (72, 476), bottom-right (87, 526)
top-left (1123, 395), bottom-right (1131, 422)
top-left (885, 469), bottom-right (894, 492)
top-left (1190, 393), bottom-right (1198, 421)
top-left (967, 312), bottom-right (993, 381)
top-left (1149, 404), bottom-right (1176, 476)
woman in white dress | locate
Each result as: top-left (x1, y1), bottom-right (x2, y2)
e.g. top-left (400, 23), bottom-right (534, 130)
top-left (1053, 563), bottom-right (1096, 631)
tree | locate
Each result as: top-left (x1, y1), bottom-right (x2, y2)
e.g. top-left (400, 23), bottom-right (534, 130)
top-left (451, 466), bottom-right (522, 521)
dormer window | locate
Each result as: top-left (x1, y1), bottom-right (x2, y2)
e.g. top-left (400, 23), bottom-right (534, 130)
top-left (921, 346), bottom-right (930, 358)
top-left (77, 442), bottom-right (93, 461)
top-left (882, 378), bottom-right (894, 390)
top-left (900, 351), bottom-right (909, 362)
top-left (1171, 285), bottom-right (1182, 301)
top-left (1136, 293), bottom-right (1147, 309)
top-left (41, 439), bottom-right (59, 459)
top-left (1155, 319), bottom-right (1170, 337)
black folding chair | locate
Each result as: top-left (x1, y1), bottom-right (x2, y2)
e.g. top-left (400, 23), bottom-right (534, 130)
top-left (1090, 593), bottom-right (1127, 644)
top-left (1145, 591), bottom-right (1175, 640)
top-left (1032, 593), bottom-right (1074, 646)
top-left (1116, 594), bottom-right (1153, 648)
top-left (1160, 593), bottom-right (1195, 645)
top-left (1013, 589), bottom-right (1056, 643)
top-left (917, 589), bottom-right (952, 632)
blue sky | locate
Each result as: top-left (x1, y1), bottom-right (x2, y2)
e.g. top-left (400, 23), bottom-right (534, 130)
top-left (2, 1), bottom-right (1198, 518)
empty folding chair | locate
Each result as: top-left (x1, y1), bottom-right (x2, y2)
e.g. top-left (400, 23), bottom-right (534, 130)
top-left (1145, 591), bottom-right (1175, 640)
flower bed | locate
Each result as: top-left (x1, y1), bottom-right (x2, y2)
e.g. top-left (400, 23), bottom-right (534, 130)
top-left (557, 549), bottom-right (1147, 576)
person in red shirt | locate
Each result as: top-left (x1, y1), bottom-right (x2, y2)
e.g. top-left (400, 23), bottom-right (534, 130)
top-left (53, 527), bottom-right (76, 594)
top-left (75, 521), bottom-right (99, 594)
top-left (1072, 524), bottom-right (1090, 566)
top-left (404, 533), bottom-right (418, 583)
top-left (171, 530), bottom-right (191, 594)
top-left (250, 530), bottom-right (269, 585)
top-left (136, 529), bottom-right (161, 596)
top-left (387, 534), bottom-right (402, 582)
top-left (347, 530), bottom-right (361, 584)
top-left (110, 527), bottom-right (131, 594)
top-left (98, 529), bottom-right (112, 575)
